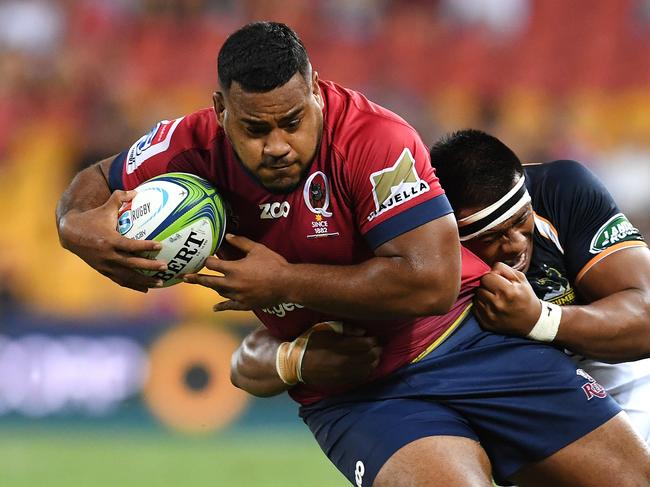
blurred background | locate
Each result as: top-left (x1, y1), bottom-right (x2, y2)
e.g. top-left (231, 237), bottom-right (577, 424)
top-left (1, 0), bottom-right (649, 485)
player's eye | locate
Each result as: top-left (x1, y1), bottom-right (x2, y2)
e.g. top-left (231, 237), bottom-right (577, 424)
top-left (480, 235), bottom-right (498, 244)
top-left (514, 213), bottom-right (530, 227)
top-left (284, 118), bottom-right (302, 132)
top-left (246, 125), bottom-right (269, 136)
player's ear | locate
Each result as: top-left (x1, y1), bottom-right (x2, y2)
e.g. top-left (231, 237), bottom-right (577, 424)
top-left (213, 91), bottom-right (226, 125)
top-left (311, 70), bottom-right (323, 108)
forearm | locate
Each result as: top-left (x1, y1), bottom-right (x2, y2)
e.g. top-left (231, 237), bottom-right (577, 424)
top-left (281, 256), bottom-right (459, 319)
top-left (204, 216), bottom-right (462, 318)
top-left (555, 289), bottom-right (650, 362)
top-left (230, 327), bottom-right (289, 397)
top-left (56, 162), bottom-right (111, 238)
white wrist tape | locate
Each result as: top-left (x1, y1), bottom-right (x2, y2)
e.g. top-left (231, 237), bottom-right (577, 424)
top-left (527, 300), bottom-right (562, 342)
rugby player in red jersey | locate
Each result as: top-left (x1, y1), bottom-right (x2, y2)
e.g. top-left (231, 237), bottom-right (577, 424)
top-left (56, 22), bottom-right (650, 487)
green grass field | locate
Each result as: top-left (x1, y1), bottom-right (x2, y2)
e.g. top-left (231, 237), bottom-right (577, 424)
top-left (0, 427), bottom-right (347, 487)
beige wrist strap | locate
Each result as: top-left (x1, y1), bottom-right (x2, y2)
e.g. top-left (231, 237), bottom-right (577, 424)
top-left (275, 321), bottom-right (343, 385)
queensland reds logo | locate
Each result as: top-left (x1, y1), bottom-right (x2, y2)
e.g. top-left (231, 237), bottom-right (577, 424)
top-left (576, 368), bottom-right (608, 400)
top-left (303, 171), bottom-right (332, 217)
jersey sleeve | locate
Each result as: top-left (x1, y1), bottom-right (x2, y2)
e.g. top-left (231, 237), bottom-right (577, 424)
top-left (108, 114), bottom-right (213, 191)
top-left (539, 160), bottom-right (646, 283)
top-left (345, 120), bottom-right (453, 249)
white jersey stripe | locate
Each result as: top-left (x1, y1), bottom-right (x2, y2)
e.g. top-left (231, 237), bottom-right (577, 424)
top-left (534, 213), bottom-right (564, 254)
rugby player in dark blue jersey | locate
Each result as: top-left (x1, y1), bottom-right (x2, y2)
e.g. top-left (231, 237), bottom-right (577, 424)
top-left (429, 129), bottom-right (650, 445)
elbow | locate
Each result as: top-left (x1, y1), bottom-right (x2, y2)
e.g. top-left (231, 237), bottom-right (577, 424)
top-left (427, 278), bottom-right (460, 315)
top-left (229, 349), bottom-right (256, 393)
top-left (229, 351), bottom-right (244, 390)
top-left (408, 274), bottom-right (461, 316)
top-left (229, 359), bottom-right (265, 397)
top-left (229, 345), bottom-right (282, 398)
top-left (425, 259), bottom-right (462, 314)
top-left (625, 287), bottom-right (650, 360)
top-left (229, 371), bottom-right (278, 398)
top-left (435, 287), bottom-right (460, 314)
top-left (407, 240), bottom-right (462, 316)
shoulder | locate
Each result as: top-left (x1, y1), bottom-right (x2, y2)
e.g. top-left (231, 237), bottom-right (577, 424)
top-left (172, 107), bottom-right (221, 149)
top-left (320, 80), bottom-right (423, 159)
top-left (524, 160), bottom-right (612, 209)
top-left (126, 108), bottom-right (219, 167)
top-left (525, 160), bottom-right (603, 191)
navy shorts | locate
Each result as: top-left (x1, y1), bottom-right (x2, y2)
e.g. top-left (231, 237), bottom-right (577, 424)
top-left (299, 313), bottom-right (620, 486)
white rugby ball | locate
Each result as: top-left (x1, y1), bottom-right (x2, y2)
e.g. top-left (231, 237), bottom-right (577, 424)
top-left (117, 172), bottom-right (227, 287)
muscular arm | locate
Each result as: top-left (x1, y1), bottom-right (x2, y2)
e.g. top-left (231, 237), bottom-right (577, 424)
top-left (555, 247), bottom-right (650, 362)
top-left (231, 326), bottom-right (287, 397)
top-left (56, 157), bottom-right (167, 292)
top-left (284, 215), bottom-right (461, 318)
top-left (56, 158), bottom-right (113, 227)
top-left (476, 248), bottom-right (650, 363)
top-left (231, 325), bottom-right (382, 397)
top-left (188, 213), bottom-right (462, 319)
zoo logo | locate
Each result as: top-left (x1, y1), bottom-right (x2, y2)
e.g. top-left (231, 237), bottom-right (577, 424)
top-left (259, 201), bottom-right (290, 219)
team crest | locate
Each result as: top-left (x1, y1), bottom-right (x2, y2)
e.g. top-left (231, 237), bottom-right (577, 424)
top-left (367, 148), bottom-right (430, 222)
top-left (576, 369), bottom-right (607, 400)
top-left (533, 265), bottom-right (576, 306)
top-left (589, 213), bottom-right (644, 254)
top-left (303, 171), bottom-right (338, 239)
top-left (303, 171), bottom-right (332, 217)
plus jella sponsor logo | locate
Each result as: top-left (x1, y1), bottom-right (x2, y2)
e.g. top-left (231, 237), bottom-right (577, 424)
top-left (367, 148), bottom-right (430, 222)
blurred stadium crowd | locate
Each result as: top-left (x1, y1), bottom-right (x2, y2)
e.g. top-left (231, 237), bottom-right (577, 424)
top-left (0, 0), bottom-right (649, 428)
top-left (2, 0), bottom-right (650, 314)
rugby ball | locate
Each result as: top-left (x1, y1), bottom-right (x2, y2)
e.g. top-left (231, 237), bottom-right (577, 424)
top-left (117, 172), bottom-right (227, 287)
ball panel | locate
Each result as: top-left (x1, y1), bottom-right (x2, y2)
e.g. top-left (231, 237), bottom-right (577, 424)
top-left (144, 218), bottom-right (215, 287)
top-left (120, 181), bottom-right (190, 241)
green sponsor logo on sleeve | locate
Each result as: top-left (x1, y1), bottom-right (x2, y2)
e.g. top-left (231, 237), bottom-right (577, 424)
top-left (589, 213), bottom-right (644, 254)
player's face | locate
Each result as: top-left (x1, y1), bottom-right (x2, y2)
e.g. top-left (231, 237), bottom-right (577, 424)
top-left (213, 71), bottom-right (324, 194)
top-left (458, 203), bottom-right (535, 273)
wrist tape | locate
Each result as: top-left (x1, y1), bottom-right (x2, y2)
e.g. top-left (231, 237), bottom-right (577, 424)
top-left (527, 300), bottom-right (562, 342)
top-left (275, 321), bottom-right (343, 385)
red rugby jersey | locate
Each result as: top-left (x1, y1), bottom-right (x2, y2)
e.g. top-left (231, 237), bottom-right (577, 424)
top-left (109, 80), bottom-right (489, 404)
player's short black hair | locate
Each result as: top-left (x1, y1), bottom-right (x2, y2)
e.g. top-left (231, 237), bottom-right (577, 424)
top-left (429, 129), bottom-right (524, 211)
top-left (217, 21), bottom-right (310, 92)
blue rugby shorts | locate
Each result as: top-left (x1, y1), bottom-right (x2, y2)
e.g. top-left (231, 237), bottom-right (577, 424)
top-left (299, 311), bottom-right (620, 486)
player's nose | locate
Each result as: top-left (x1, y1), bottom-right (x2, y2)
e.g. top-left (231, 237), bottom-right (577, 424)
top-left (263, 129), bottom-right (291, 159)
top-left (500, 229), bottom-right (528, 256)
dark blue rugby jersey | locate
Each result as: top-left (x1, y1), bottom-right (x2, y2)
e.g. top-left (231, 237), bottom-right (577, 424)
top-left (524, 160), bottom-right (646, 306)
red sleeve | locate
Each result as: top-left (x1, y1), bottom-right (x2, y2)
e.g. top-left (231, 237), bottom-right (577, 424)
top-left (345, 119), bottom-right (453, 249)
top-left (108, 110), bottom-right (216, 191)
